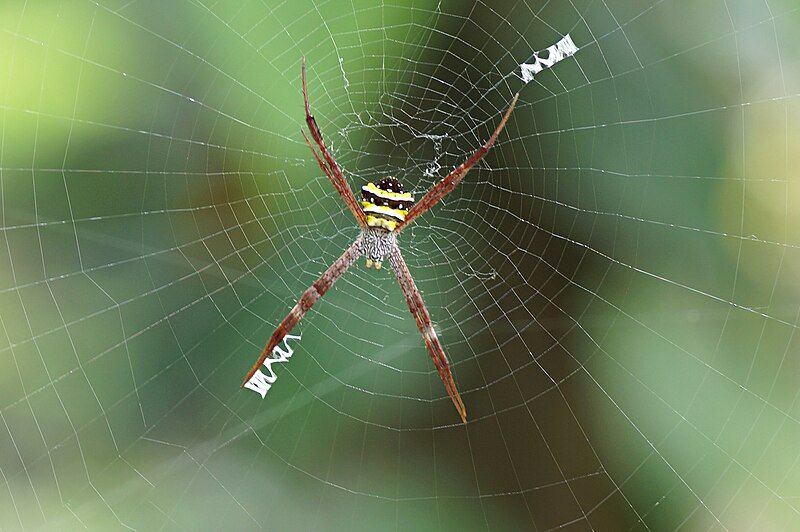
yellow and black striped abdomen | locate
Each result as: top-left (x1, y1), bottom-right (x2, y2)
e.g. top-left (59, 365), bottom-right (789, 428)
top-left (360, 177), bottom-right (414, 231)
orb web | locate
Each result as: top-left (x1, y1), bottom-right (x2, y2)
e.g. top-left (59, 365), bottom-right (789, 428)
top-left (1, 1), bottom-right (800, 529)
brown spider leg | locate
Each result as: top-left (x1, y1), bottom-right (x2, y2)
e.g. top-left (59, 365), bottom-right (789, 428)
top-left (302, 130), bottom-right (362, 219)
top-left (242, 238), bottom-right (363, 386)
top-left (398, 93), bottom-right (519, 231)
top-left (388, 243), bottom-right (467, 423)
top-left (302, 57), bottom-right (367, 227)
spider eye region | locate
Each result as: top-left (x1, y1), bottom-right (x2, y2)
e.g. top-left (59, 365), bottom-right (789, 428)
top-left (360, 178), bottom-right (414, 232)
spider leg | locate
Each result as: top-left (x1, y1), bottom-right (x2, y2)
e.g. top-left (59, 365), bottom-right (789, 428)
top-left (302, 129), bottom-right (353, 206)
top-left (388, 243), bottom-right (467, 423)
top-left (242, 238), bottom-right (363, 386)
top-left (302, 57), bottom-right (367, 226)
top-left (397, 93), bottom-right (519, 231)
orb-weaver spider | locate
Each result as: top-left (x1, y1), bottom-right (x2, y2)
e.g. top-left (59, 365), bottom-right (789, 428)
top-left (243, 58), bottom-right (518, 422)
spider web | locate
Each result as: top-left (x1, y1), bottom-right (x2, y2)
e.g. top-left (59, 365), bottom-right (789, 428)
top-left (1, 0), bottom-right (800, 529)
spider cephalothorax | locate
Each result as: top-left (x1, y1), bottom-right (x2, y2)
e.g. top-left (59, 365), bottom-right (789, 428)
top-left (242, 58), bottom-right (518, 423)
top-left (360, 227), bottom-right (396, 269)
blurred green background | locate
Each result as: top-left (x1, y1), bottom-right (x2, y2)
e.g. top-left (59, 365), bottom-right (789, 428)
top-left (1, 0), bottom-right (800, 529)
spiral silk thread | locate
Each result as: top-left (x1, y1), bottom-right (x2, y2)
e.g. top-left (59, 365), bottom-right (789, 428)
top-left (244, 334), bottom-right (302, 398)
top-left (520, 34), bottom-right (578, 82)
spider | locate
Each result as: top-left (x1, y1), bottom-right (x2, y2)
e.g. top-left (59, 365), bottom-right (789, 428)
top-left (242, 58), bottom-right (518, 422)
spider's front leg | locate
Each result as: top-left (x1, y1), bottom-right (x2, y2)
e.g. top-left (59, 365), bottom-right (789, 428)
top-left (388, 243), bottom-right (467, 423)
top-left (242, 238), bottom-right (363, 385)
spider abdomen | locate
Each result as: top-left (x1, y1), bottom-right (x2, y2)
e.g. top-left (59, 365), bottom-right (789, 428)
top-left (360, 176), bottom-right (414, 232)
